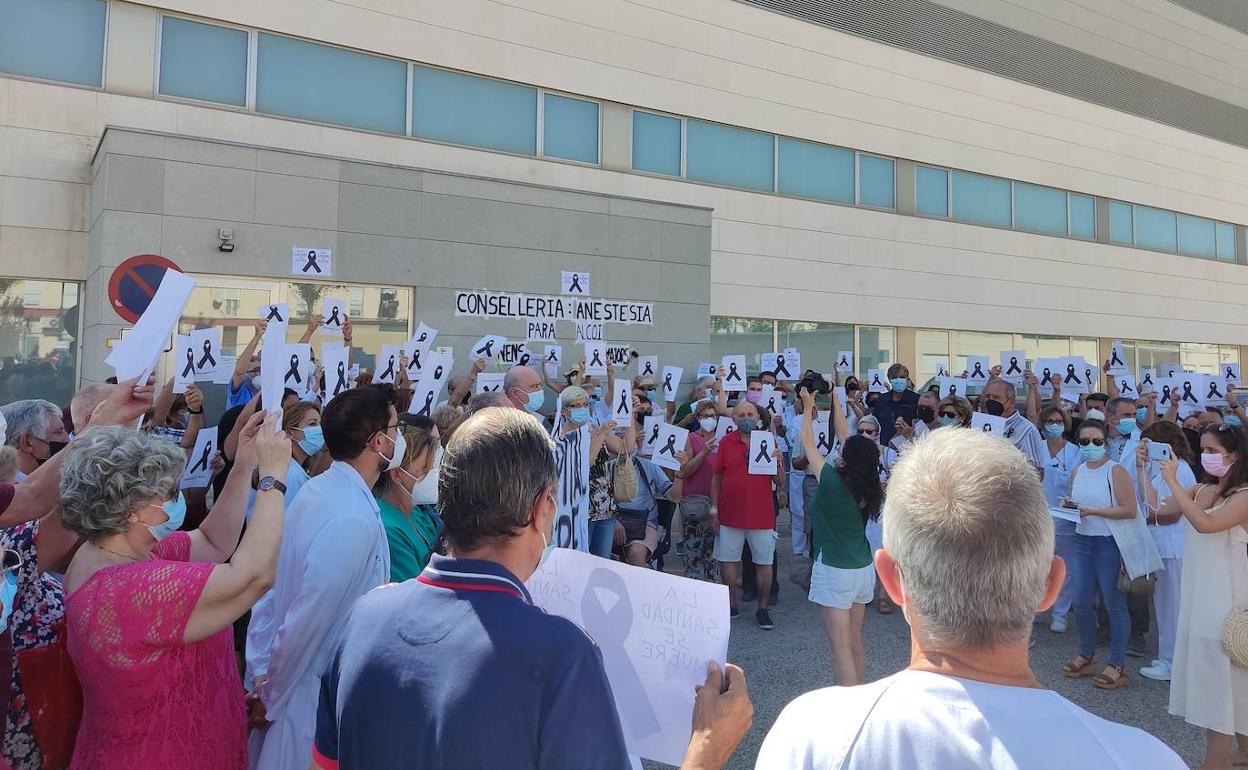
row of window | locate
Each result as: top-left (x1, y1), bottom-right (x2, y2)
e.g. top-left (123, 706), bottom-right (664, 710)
top-left (709, 318), bottom-right (896, 378)
top-left (0, 1), bottom-right (1240, 262)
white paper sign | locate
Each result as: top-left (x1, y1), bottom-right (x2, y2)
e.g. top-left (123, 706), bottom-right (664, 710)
top-left (319, 298), bottom-right (347, 336)
top-left (1114, 373), bottom-right (1139, 399)
top-left (526, 548), bottom-right (729, 766)
top-left (1225, 363), bottom-right (1241, 385)
top-left (759, 386), bottom-right (782, 417)
top-left (475, 373), bottom-right (505, 394)
top-left (607, 345), bottom-right (632, 369)
top-left (1049, 506), bottom-right (1081, 525)
top-left (812, 416), bottom-right (833, 458)
top-left (866, 368), bottom-right (888, 394)
top-left (280, 343), bottom-right (311, 392)
top-left (761, 351), bottom-right (800, 381)
top-left (188, 327), bottom-right (222, 381)
top-left (322, 344), bottom-right (351, 402)
top-left (641, 416), bottom-right (663, 458)
top-left (213, 356), bottom-right (236, 385)
top-left (720, 355), bottom-right (747, 389)
top-left (748, 430), bottom-right (778, 475)
top-left (1000, 350), bottom-right (1027, 384)
top-left (1108, 341), bottom-right (1128, 375)
top-left (292, 247), bottom-right (332, 277)
top-left (374, 344), bottom-right (401, 385)
top-left (258, 334), bottom-right (286, 424)
top-left (561, 270), bottom-right (591, 296)
top-left (500, 342), bottom-right (535, 369)
top-left (966, 356), bottom-right (991, 384)
top-left (715, 416), bottom-right (737, 444)
top-left (971, 412), bottom-right (1007, 435)
top-left (1156, 378), bottom-right (1179, 410)
top-left (651, 423), bottom-right (688, 471)
top-left (611, 380), bottom-right (635, 424)
top-left (1035, 358), bottom-right (1060, 395)
top-left (172, 334), bottom-right (195, 394)
top-left (526, 320), bottom-right (558, 341)
top-left (552, 424), bottom-right (591, 551)
top-left (1139, 368), bottom-right (1157, 394)
top-left (107, 270), bottom-right (199, 382)
top-left (938, 377), bottom-right (968, 400)
top-left (661, 366), bottom-right (683, 403)
top-left (1163, 364), bottom-right (1182, 379)
top-left (637, 356), bottom-right (659, 382)
top-left (933, 360), bottom-right (950, 379)
top-left (180, 426), bottom-right (218, 489)
top-left (1203, 373), bottom-right (1229, 407)
top-left (577, 322), bottom-right (604, 343)
top-left (470, 334), bottom-right (505, 361)
top-left (409, 351), bottom-right (453, 416)
top-left (1057, 357), bottom-right (1090, 395)
top-left (544, 345), bottom-right (563, 379)
top-left (585, 342), bottom-right (609, 377)
top-left (260, 302), bottom-right (289, 330)
top-left (835, 351), bottom-right (854, 374)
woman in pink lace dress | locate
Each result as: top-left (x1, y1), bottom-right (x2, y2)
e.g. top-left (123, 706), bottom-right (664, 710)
top-left (58, 412), bottom-right (289, 769)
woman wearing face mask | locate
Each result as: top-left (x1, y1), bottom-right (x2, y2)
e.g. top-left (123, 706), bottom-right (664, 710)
top-left (374, 419), bottom-right (442, 582)
top-left (934, 395), bottom-right (973, 428)
top-left (1061, 420), bottom-right (1138, 690)
top-left (559, 387), bottom-right (629, 559)
top-left (799, 389), bottom-right (882, 686)
top-left (61, 412), bottom-right (288, 769)
top-left (1037, 406), bottom-right (1080, 634)
top-left (1156, 424), bottom-right (1248, 769)
top-left (242, 403), bottom-right (322, 523)
top-left (678, 400), bottom-right (723, 582)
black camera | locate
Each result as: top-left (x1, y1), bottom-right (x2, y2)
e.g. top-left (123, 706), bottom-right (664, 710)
top-left (797, 372), bottom-right (831, 396)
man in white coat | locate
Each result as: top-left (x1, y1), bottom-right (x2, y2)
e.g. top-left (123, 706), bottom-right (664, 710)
top-left (249, 386), bottom-right (400, 770)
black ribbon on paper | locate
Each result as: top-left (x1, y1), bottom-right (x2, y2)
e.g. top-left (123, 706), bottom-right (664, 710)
top-left (381, 356), bottom-right (396, 381)
top-left (642, 360), bottom-right (654, 377)
top-left (1121, 379), bottom-right (1134, 395)
top-left (726, 363), bottom-right (742, 382)
top-left (774, 355), bottom-right (791, 379)
top-left (303, 250), bottom-right (322, 274)
top-left (417, 392), bottom-right (434, 417)
top-left (266, 305), bottom-right (284, 322)
top-left (334, 362), bottom-right (347, 395)
top-left (1006, 357), bottom-right (1022, 375)
top-left (182, 348), bottom-right (195, 377)
top-left (591, 349), bottom-right (604, 367)
top-left (1111, 348), bottom-right (1125, 367)
top-left (569, 273), bottom-right (584, 293)
top-left (871, 372), bottom-right (884, 388)
top-left (197, 340), bottom-right (216, 369)
top-left (659, 434), bottom-right (678, 457)
top-left (817, 432), bottom-right (829, 453)
top-left (1064, 364), bottom-right (1079, 384)
top-left (663, 373), bottom-right (673, 394)
top-left (190, 440), bottom-right (212, 473)
top-left (326, 305), bottom-right (342, 327)
top-left (475, 339), bottom-right (495, 357)
top-left (754, 440), bottom-right (771, 463)
top-left (284, 354), bottom-right (302, 384)
top-left (616, 389), bottom-right (630, 415)
top-left (971, 362), bottom-right (986, 379)
top-left (1182, 380), bottom-right (1198, 403)
top-left (1209, 381), bottom-right (1224, 399)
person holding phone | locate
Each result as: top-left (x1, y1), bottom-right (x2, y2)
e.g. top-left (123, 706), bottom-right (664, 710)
top-left (1133, 422), bottom-right (1196, 683)
top-left (1039, 406), bottom-right (1080, 634)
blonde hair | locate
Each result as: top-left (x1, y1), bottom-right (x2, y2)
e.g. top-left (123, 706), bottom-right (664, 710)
top-left (883, 428), bottom-right (1053, 650)
top-left (936, 395), bottom-right (973, 427)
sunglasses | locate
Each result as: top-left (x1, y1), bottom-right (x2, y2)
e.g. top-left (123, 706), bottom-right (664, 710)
top-left (938, 411), bottom-right (958, 419)
top-left (1077, 437), bottom-right (1105, 447)
top-left (858, 428), bottom-right (878, 436)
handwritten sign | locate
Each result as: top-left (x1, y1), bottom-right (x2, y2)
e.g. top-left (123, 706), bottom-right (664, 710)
top-left (456, 290), bottom-right (653, 325)
top-left (561, 271), bottom-right (590, 295)
top-left (527, 549), bottom-right (729, 766)
top-left (292, 247), bottom-right (332, 277)
top-left (577, 322), bottom-right (604, 343)
top-left (553, 424), bottom-right (591, 551)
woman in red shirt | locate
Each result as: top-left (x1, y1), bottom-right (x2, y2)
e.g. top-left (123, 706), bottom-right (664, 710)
top-left (711, 400), bottom-right (786, 630)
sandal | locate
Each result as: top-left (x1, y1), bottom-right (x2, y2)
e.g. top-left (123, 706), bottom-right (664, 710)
top-left (1063, 654), bottom-right (1097, 678)
top-left (1093, 664), bottom-right (1128, 689)
top-left (877, 597), bottom-right (893, 615)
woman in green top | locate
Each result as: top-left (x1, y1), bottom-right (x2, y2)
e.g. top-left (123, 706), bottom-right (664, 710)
top-left (799, 388), bottom-right (884, 686)
top-left (373, 416), bottom-right (441, 581)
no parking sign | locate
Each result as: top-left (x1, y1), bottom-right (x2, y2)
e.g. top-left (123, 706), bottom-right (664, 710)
top-left (108, 254), bottom-right (184, 323)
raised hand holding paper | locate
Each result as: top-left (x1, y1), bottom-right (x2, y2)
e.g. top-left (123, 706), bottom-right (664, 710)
top-left (319, 298), bottom-right (348, 335)
top-left (584, 342), bottom-right (609, 377)
top-left (661, 366), bottom-right (683, 403)
top-left (106, 269), bottom-right (197, 382)
top-left (1000, 350), bottom-right (1026, 384)
top-left (867, 368), bottom-right (888, 394)
top-left (748, 430), bottom-right (778, 475)
top-left (835, 351), bottom-right (854, 374)
top-left (188, 327), bottom-right (222, 381)
top-left (651, 424), bottom-right (688, 471)
top-left (966, 356), bottom-right (991, 384)
top-left (180, 426), bottom-right (218, 489)
top-left (374, 344), bottom-right (401, 385)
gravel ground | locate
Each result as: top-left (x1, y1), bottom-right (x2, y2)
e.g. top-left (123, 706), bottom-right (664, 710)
top-left (646, 521), bottom-right (1204, 770)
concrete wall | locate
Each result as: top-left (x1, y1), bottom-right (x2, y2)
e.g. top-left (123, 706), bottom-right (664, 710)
top-left (83, 128), bottom-right (711, 383)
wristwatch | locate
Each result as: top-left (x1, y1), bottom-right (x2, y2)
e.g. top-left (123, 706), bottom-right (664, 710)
top-left (251, 468), bottom-right (287, 493)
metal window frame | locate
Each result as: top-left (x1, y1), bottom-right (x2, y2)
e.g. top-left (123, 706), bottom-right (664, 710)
top-left (855, 151), bottom-right (897, 211)
top-left (913, 164), bottom-right (950, 219)
top-left (538, 89), bottom-right (603, 167)
top-left (1067, 193), bottom-right (1097, 240)
top-left (627, 107), bottom-right (685, 178)
top-left (950, 170), bottom-right (1011, 228)
top-left (152, 12), bottom-right (253, 110)
top-left (1132, 203), bottom-right (1179, 255)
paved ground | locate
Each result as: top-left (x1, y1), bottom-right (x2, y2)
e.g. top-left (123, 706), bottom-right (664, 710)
top-left (647, 523), bottom-right (1204, 769)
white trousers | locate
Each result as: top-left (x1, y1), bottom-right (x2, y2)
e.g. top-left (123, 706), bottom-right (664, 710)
top-left (788, 468), bottom-right (807, 556)
top-left (1156, 556), bottom-right (1183, 666)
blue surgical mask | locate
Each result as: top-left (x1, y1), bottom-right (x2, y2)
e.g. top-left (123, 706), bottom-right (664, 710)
top-left (1115, 418), bottom-right (1137, 437)
top-left (1044, 423), bottom-right (1065, 439)
top-left (1136, 407), bottom-right (1148, 425)
top-left (0, 572), bottom-right (16, 632)
top-left (592, 386), bottom-right (604, 400)
top-left (734, 418), bottom-right (758, 435)
top-left (1227, 416), bottom-right (1244, 429)
top-left (1079, 444), bottom-right (1106, 463)
top-left (526, 390), bottom-right (545, 413)
top-left (143, 492), bottom-right (187, 541)
top-left (569, 406), bottom-right (591, 425)
top-left (296, 424), bottom-right (325, 456)
top-left (939, 416), bottom-right (960, 428)
top-left (890, 378), bottom-right (908, 393)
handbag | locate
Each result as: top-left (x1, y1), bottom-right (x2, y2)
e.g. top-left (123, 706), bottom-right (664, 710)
top-left (1116, 562), bottom-right (1155, 595)
top-left (681, 495), bottom-right (711, 523)
top-left (16, 619), bottom-right (82, 770)
top-left (1223, 608), bottom-right (1248, 669)
top-left (612, 453), bottom-right (638, 503)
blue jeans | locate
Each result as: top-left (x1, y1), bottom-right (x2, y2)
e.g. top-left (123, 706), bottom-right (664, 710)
top-left (1072, 533), bottom-right (1129, 666)
top-left (589, 518), bottom-right (617, 559)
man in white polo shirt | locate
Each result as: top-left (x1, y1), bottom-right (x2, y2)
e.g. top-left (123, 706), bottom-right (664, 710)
top-left (756, 428), bottom-right (1184, 770)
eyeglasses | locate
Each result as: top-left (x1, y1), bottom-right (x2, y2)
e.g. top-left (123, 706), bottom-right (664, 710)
top-left (858, 429), bottom-right (877, 436)
top-left (938, 411), bottom-right (958, 419)
top-left (1077, 437), bottom-right (1105, 447)
top-left (1044, 420), bottom-right (1065, 426)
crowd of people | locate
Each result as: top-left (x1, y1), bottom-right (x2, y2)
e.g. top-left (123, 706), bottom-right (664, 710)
top-left (0, 310), bottom-right (1242, 768)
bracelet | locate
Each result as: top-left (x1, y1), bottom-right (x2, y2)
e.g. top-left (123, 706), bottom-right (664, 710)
top-left (343, 337), bottom-right (353, 343)
top-left (187, 407), bottom-right (203, 415)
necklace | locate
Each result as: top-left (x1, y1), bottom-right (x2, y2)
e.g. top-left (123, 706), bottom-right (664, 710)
top-left (94, 542), bottom-right (141, 562)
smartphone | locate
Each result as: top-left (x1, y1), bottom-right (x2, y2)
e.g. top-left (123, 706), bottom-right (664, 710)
top-left (1060, 498), bottom-right (1079, 510)
top-left (1147, 443), bottom-right (1173, 462)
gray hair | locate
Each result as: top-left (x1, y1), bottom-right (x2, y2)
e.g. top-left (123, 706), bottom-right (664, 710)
top-left (58, 426), bottom-right (185, 540)
top-left (883, 428), bottom-right (1053, 650)
top-left (465, 391), bottom-right (510, 415)
top-left (1, 399), bottom-right (60, 447)
top-left (503, 365), bottom-right (538, 392)
top-left (438, 408), bottom-right (556, 552)
top-left (857, 414), bottom-right (881, 431)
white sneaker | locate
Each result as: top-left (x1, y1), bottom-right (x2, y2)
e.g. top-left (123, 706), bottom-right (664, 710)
top-left (1140, 661), bottom-right (1172, 681)
top-left (1050, 617), bottom-right (1068, 633)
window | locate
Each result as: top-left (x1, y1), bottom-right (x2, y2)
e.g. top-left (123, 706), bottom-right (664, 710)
top-left (1134, 205), bottom-right (1177, 252)
top-left (1109, 201), bottom-right (1133, 245)
top-left (1070, 194), bottom-right (1096, 239)
top-left (710, 318), bottom-right (775, 376)
top-left (857, 155), bottom-right (895, 209)
top-left (0, 279), bottom-right (80, 407)
top-left (915, 329), bottom-right (951, 385)
top-left (685, 120), bottom-right (774, 192)
top-left (915, 166), bottom-right (949, 217)
top-left (951, 171), bottom-right (1010, 227)
top-left (542, 94), bottom-right (598, 164)
top-left (158, 17), bottom-right (248, 107)
top-left (777, 321), bottom-right (854, 370)
top-left (1177, 214), bottom-right (1216, 259)
top-left (857, 326), bottom-right (896, 376)
top-left (410, 66), bottom-right (537, 154)
top-left (1013, 182), bottom-right (1067, 235)
top-left (0, 0), bottom-right (107, 87)
top-left (256, 34), bottom-right (407, 134)
top-left (776, 138), bottom-right (854, 203)
top-left (631, 111), bottom-right (682, 176)
top-left (284, 282), bottom-right (411, 370)
top-left (951, 330), bottom-right (1014, 386)
top-left (1217, 222), bottom-right (1237, 262)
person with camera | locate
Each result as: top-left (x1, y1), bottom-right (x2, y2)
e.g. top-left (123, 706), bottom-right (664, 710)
top-left (872, 364), bottom-right (918, 446)
top-left (891, 390), bottom-right (941, 451)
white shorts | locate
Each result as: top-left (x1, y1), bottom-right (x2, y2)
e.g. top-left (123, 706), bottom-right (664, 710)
top-left (713, 526), bottom-right (777, 565)
top-left (809, 560), bottom-right (876, 609)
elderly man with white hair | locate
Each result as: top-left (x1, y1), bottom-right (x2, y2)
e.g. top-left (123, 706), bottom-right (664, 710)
top-left (0, 399), bottom-right (69, 482)
top-left (756, 428), bottom-right (1185, 770)
top-left (502, 365), bottom-right (544, 412)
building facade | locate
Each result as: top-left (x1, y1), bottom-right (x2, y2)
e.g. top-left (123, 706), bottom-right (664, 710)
top-left (2, 0), bottom-right (1247, 405)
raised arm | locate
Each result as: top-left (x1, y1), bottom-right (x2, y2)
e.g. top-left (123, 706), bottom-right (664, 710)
top-left (450, 358), bottom-right (485, 408)
top-left (232, 320), bottom-right (267, 389)
top-left (224, 392), bottom-right (261, 462)
top-left (830, 388), bottom-right (850, 442)
top-left (1163, 460), bottom-right (1248, 534)
top-left (1024, 370), bottom-right (1042, 428)
top-left (799, 390), bottom-right (827, 481)
top-left (299, 313), bottom-right (321, 345)
top-left (151, 376), bottom-right (177, 429)
top-left (179, 385), bottom-right (206, 451)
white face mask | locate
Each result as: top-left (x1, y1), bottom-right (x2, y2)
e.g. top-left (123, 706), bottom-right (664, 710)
top-left (409, 446), bottom-right (442, 505)
top-left (380, 430), bottom-right (406, 472)
top-left (699, 416), bottom-right (717, 433)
